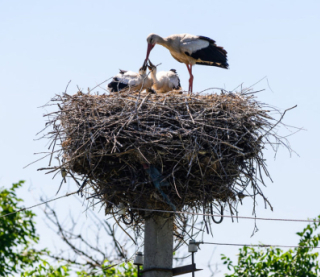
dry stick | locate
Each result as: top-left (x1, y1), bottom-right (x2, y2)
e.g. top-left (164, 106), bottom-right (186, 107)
top-left (263, 105), bottom-right (297, 138)
top-left (88, 77), bottom-right (113, 93)
top-left (185, 99), bottom-right (195, 124)
top-left (24, 151), bottom-right (60, 168)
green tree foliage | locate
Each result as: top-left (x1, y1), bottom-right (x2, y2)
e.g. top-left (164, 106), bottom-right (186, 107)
top-left (21, 259), bottom-right (137, 277)
top-left (0, 181), bottom-right (41, 276)
top-left (75, 260), bottom-right (137, 277)
top-left (20, 260), bottom-right (71, 277)
top-left (0, 181), bottom-right (136, 276)
top-left (222, 217), bottom-right (320, 277)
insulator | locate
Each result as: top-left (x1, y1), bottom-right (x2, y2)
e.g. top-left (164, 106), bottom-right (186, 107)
top-left (133, 252), bottom-right (144, 265)
top-left (61, 168), bottom-right (67, 178)
top-left (117, 203), bottom-right (126, 215)
top-left (188, 240), bottom-right (198, 253)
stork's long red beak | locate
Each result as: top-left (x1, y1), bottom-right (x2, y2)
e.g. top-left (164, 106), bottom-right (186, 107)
top-left (145, 43), bottom-right (155, 63)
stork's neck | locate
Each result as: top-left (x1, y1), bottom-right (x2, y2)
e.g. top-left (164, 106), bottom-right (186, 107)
top-left (155, 36), bottom-right (170, 49)
top-left (150, 70), bottom-right (158, 84)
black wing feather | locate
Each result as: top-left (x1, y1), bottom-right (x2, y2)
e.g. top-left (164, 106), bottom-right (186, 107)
top-left (175, 76), bottom-right (181, 90)
top-left (198, 35), bottom-right (216, 44)
top-left (107, 80), bottom-right (128, 92)
top-left (188, 36), bottom-right (229, 69)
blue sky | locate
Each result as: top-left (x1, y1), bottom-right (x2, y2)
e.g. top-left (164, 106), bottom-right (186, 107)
top-left (1, 0), bottom-right (320, 275)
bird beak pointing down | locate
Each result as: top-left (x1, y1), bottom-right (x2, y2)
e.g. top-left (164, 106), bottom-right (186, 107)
top-left (145, 43), bottom-right (155, 62)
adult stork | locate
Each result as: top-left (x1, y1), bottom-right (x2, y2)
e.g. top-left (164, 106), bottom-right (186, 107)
top-left (147, 60), bottom-right (182, 94)
top-left (145, 33), bottom-right (229, 93)
top-left (107, 61), bottom-right (153, 93)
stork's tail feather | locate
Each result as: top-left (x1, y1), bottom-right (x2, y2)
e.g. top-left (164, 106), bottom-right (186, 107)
top-left (216, 45), bottom-right (228, 56)
top-left (196, 61), bottom-right (229, 69)
top-left (190, 41), bottom-right (229, 69)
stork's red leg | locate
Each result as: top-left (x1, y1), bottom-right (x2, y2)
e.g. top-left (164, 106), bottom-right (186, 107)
top-left (186, 64), bottom-right (190, 92)
top-left (186, 64), bottom-right (194, 94)
top-left (190, 65), bottom-right (193, 93)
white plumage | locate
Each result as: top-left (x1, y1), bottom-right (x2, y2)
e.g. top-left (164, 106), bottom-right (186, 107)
top-left (107, 62), bottom-right (153, 93)
top-left (147, 60), bottom-right (182, 94)
top-left (180, 36), bottom-right (210, 57)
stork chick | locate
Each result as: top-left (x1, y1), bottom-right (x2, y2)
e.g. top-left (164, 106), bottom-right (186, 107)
top-left (107, 61), bottom-right (153, 93)
top-left (147, 60), bottom-right (182, 94)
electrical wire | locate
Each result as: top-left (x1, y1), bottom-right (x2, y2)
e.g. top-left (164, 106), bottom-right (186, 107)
top-left (131, 207), bottom-right (320, 223)
top-left (201, 241), bottom-right (320, 249)
top-left (2, 192), bottom-right (319, 252)
top-left (0, 190), bottom-right (78, 218)
top-left (1, 193), bottom-right (319, 225)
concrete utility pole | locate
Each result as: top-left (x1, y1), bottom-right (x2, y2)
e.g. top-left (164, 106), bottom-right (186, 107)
top-left (143, 214), bottom-right (173, 277)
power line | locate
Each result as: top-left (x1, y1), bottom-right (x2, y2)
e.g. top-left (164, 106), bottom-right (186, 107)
top-left (0, 190), bottom-right (78, 219)
top-left (1, 193), bottom-right (319, 251)
top-left (201, 241), bottom-right (320, 249)
top-left (1, 193), bottom-right (319, 224)
top-left (130, 207), bottom-right (320, 223)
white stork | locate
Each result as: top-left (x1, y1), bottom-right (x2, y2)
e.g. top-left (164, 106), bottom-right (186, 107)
top-left (107, 61), bottom-right (153, 93)
top-left (145, 33), bottom-right (228, 93)
top-left (147, 60), bottom-right (182, 94)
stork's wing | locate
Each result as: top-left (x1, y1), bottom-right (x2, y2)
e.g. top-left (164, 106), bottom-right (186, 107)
top-left (180, 35), bottom-right (210, 55)
top-left (198, 36), bottom-right (227, 56)
top-left (180, 35), bottom-right (229, 69)
top-left (107, 77), bottom-right (129, 92)
top-left (107, 72), bottom-right (141, 92)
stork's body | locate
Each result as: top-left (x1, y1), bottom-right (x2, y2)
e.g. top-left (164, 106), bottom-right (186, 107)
top-left (107, 63), bottom-right (153, 93)
top-left (147, 61), bottom-right (182, 94)
top-left (145, 33), bottom-right (228, 93)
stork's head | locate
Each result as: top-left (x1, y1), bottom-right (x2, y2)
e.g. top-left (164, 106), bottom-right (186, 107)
top-left (139, 60), bottom-right (147, 75)
top-left (145, 33), bottom-right (160, 62)
top-left (147, 59), bottom-right (157, 74)
top-left (146, 33), bottom-right (161, 45)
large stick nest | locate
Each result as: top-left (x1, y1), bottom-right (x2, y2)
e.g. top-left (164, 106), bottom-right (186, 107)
top-left (39, 89), bottom-right (292, 225)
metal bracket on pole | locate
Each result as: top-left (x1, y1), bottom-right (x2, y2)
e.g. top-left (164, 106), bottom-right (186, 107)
top-left (188, 240), bottom-right (202, 277)
top-left (172, 264), bottom-right (203, 276)
top-left (141, 264), bottom-right (202, 276)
